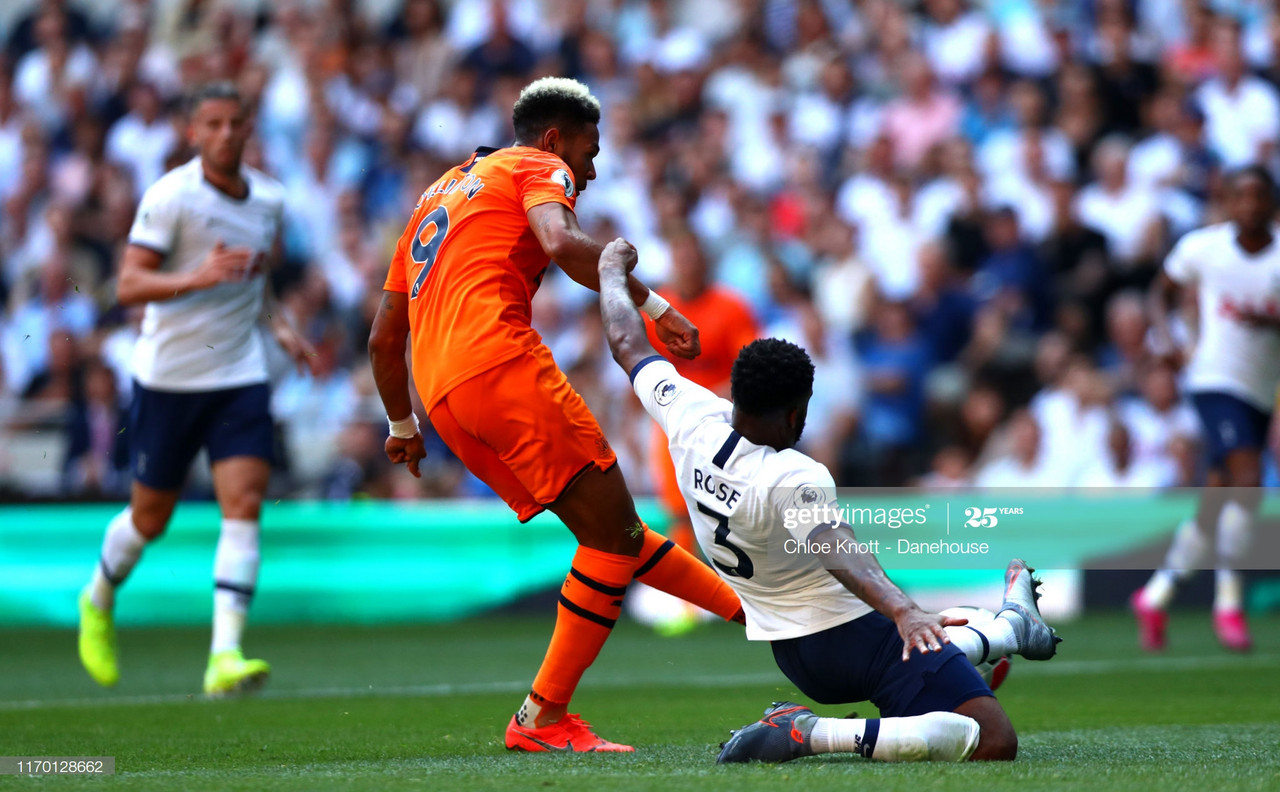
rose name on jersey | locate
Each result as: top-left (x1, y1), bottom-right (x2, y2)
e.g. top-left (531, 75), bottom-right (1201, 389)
top-left (691, 468), bottom-right (742, 509)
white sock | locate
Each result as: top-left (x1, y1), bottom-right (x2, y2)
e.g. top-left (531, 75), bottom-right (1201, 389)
top-left (945, 617), bottom-right (1019, 664)
top-left (89, 508), bottom-right (148, 610)
top-left (810, 715), bottom-right (877, 756)
top-left (1215, 569), bottom-right (1244, 613)
top-left (516, 693), bottom-right (567, 728)
top-left (811, 712), bottom-right (980, 762)
top-left (1213, 500), bottom-right (1252, 613)
top-left (211, 518), bottom-right (260, 654)
top-left (517, 695), bottom-right (541, 728)
top-left (1142, 518), bottom-right (1207, 609)
top-left (1141, 570), bottom-right (1179, 610)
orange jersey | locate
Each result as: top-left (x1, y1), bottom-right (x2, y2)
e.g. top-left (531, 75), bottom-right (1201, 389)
top-left (645, 287), bottom-right (759, 393)
top-left (384, 146), bottom-right (579, 409)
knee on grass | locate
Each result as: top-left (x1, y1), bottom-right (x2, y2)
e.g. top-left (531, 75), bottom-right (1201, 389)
top-left (971, 719), bottom-right (1017, 761)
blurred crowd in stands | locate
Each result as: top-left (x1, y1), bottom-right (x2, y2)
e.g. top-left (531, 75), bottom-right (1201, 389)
top-left (1, 0), bottom-right (1278, 502)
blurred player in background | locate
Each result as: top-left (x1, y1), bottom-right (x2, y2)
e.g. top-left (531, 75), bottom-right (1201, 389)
top-left (630, 229), bottom-right (759, 635)
top-left (597, 238), bottom-right (1060, 763)
top-left (368, 77), bottom-right (744, 753)
top-left (77, 83), bottom-right (314, 695)
top-left (1133, 165), bottom-right (1280, 652)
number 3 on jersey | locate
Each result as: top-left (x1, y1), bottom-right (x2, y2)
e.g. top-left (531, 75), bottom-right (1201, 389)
top-left (410, 206), bottom-right (450, 298)
top-left (697, 502), bottom-right (754, 579)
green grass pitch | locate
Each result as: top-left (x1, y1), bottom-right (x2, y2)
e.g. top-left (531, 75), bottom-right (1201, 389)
top-left (2, 612), bottom-right (1278, 790)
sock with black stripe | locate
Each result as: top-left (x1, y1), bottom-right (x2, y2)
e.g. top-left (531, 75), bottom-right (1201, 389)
top-left (521, 545), bottom-right (638, 728)
top-left (88, 508), bottom-right (148, 610)
top-left (812, 712), bottom-right (980, 762)
top-left (945, 618), bottom-right (1019, 665)
top-left (633, 527), bottom-right (744, 623)
top-left (211, 518), bottom-right (260, 654)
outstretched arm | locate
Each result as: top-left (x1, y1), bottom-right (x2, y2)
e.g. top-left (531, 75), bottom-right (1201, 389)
top-left (530, 203), bottom-right (700, 359)
top-left (529, 202), bottom-right (645, 296)
top-left (813, 523), bottom-right (966, 661)
top-left (598, 238), bottom-right (662, 376)
top-left (368, 289), bottom-right (426, 477)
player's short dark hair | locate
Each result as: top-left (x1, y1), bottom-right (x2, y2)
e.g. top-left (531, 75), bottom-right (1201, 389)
top-left (187, 81), bottom-right (245, 116)
top-left (1228, 164), bottom-right (1277, 199)
top-left (730, 338), bottom-right (815, 416)
top-left (512, 77), bottom-right (601, 143)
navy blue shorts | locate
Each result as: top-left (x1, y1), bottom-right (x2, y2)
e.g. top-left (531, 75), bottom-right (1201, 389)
top-left (771, 612), bottom-right (993, 718)
top-left (127, 380), bottom-right (274, 490)
top-left (1190, 391), bottom-right (1273, 469)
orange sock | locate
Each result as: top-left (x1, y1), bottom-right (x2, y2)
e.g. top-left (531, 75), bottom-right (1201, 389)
top-left (530, 545), bottom-right (638, 708)
top-left (633, 527), bottom-right (744, 623)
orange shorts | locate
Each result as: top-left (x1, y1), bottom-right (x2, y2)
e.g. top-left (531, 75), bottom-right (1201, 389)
top-left (428, 343), bottom-right (617, 522)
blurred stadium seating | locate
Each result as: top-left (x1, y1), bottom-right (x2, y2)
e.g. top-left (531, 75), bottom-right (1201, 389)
top-left (1, 0), bottom-right (1278, 509)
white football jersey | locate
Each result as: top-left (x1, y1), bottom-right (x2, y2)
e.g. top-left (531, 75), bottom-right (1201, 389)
top-left (1164, 222), bottom-right (1280, 411)
top-left (127, 157), bottom-right (285, 391)
top-left (633, 357), bottom-right (873, 641)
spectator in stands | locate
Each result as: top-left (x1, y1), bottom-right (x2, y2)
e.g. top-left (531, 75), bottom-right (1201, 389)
top-left (1096, 291), bottom-right (1151, 397)
top-left (1076, 419), bottom-right (1174, 488)
top-left (13, 6), bottom-right (98, 133)
top-left (974, 408), bottom-right (1053, 487)
top-left (0, 0), bottom-right (1262, 498)
top-left (105, 82), bottom-right (178, 199)
top-left (855, 298), bottom-right (931, 485)
top-left (880, 53), bottom-right (961, 172)
top-left (1120, 361), bottom-right (1200, 488)
top-left (974, 206), bottom-right (1052, 332)
top-left (1074, 136), bottom-right (1164, 275)
top-left (1196, 17), bottom-right (1280, 169)
top-left (62, 358), bottom-right (126, 496)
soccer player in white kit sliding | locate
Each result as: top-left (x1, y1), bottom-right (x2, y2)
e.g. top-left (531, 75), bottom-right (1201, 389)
top-left (595, 238), bottom-right (1061, 763)
top-left (77, 83), bottom-right (314, 695)
top-left (1133, 165), bottom-right (1280, 652)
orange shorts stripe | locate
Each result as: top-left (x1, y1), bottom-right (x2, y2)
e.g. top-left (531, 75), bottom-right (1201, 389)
top-left (428, 344), bottom-right (617, 522)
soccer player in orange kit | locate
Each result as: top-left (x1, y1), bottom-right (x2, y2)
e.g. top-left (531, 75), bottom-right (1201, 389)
top-left (368, 77), bottom-right (744, 752)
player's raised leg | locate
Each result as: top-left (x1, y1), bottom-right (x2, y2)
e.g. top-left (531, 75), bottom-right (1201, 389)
top-left (204, 448), bottom-right (272, 696)
top-left (633, 525), bottom-right (745, 626)
top-left (943, 559), bottom-right (1060, 668)
top-left (78, 481), bottom-right (180, 687)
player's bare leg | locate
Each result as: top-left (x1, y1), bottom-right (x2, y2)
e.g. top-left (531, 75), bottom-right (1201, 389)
top-left (507, 464), bottom-right (642, 752)
top-left (204, 455), bottom-right (271, 695)
top-left (78, 481), bottom-right (180, 686)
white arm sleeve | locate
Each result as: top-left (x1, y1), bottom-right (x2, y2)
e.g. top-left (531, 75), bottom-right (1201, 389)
top-left (631, 355), bottom-right (726, 437)
top-left (1163, 232), bottom-right (1200, 285)
top-left (128, 181), bottom-right (180, 254)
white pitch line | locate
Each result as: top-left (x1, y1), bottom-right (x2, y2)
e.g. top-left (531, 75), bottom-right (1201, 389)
top-left (1, 654), bottom-right (1273, 713)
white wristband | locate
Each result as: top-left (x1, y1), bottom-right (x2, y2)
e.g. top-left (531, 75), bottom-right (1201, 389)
top-left (640, 290), bottom-right (671, 320)
top-left (388, 413), bottom-right (420, 439)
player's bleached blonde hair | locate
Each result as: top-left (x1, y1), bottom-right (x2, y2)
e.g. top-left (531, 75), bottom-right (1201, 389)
top-left (512, 77), bottom-right (602, 143)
